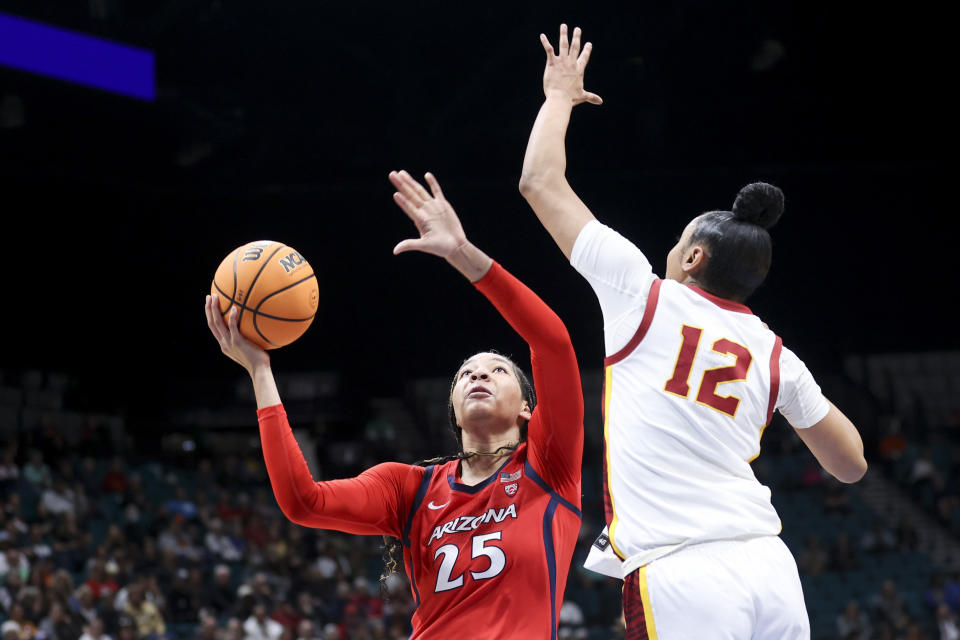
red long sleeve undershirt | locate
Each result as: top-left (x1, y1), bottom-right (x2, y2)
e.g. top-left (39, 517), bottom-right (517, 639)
top-left (257, 261), bottom-right (584, 534)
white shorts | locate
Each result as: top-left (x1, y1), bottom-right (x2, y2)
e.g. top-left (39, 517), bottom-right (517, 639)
top-left (625, 536), bottom-right (809, 640)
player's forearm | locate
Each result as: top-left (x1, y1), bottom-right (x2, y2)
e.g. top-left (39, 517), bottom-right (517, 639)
top-left (250, 364), bottom-right (282, 410)
top-left (519, 94), bottom-right (574, 192)
top-left (446, 241), bottom-right (493, 283)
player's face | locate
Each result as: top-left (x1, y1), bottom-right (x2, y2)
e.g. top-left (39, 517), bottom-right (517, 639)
top-left (451, 352), bottom-right (530, 430)
top-left (665, 218), bottom-right (698, 282)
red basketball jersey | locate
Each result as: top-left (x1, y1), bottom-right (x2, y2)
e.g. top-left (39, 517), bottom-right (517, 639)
top-left (401, 445), bottom-right (581, 638)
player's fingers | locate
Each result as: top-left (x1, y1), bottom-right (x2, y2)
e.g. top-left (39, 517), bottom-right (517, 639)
top-left (585, 92), bottom-right (603, 105)
top-left (393, 238), bottom-right (425, 255)
top-left (388, 171), bottom-right (422, 205)
top-left (558, 24), bottom-right (568, 57)
top-left (577, 41), bottom-right (593, 68)
top-left (424, 172), bottom-right (444, 199)
top-left (400, 170), bottom-right (432, 201)
top-left (570, 26), bottom-right (582, 58)
top-left (539, 33), bottom-right (555, 58)
top-left (206, 295), bottom-right (227, 341)
top-left (392, 192), bottom-right (422, 221)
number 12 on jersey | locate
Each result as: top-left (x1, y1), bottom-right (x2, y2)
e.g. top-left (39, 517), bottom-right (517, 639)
top-left (664, 325), bottom-right (753, 417)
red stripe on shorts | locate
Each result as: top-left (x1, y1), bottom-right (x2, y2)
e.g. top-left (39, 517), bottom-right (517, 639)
top-left (623, 570), bottom-right (650, 640)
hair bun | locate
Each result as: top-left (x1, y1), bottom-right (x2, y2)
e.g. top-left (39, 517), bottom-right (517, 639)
top-left (732, 182), bottom-right (784, 229)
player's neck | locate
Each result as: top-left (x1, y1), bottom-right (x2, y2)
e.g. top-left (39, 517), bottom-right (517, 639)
top-left (458, 427), bottom-right (520, 485)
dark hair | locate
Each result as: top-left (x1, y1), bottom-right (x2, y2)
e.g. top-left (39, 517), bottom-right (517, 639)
top-left (687, 182), bottom-right (784, 302)
top-left (381, 351), bottom-right (536, 589)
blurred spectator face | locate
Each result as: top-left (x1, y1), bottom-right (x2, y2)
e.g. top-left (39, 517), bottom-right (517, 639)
top-left (88, 618), bottom-right (104, 638)
top-left (49, 602), bottom-right (64, 622)
top-left (214, 566), bottom-right (230, 586)
top-left (78, 586), bottom-right (95, 608)
top-left (253, 604), bottom-right (267, 622)
top-left (296, 621), bottom-right (313, 640)
top-left (128, 584), bottom-right (144, 606)
top-left (321, 624), bottom-right (341, 640)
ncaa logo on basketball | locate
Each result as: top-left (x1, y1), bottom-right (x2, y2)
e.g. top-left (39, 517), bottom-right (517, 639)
top-left (504, 482), bottom-right (518, 496)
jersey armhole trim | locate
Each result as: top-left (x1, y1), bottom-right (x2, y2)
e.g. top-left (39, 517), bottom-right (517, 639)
top-left (603, 279), bottom-right (662, 367)
top-left (524, 461), bottom-right (582, 518)
top-left (766, 336), bottom-right (783, 425)
top-left (402, 466), bottom-right (433, 546)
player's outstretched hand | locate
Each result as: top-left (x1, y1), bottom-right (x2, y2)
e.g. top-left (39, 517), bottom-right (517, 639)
top-left (390, 170), bottom-right (468, 259)
top-left (540, 24), bottom-right (602, 106)
top-left (205, 294), bottom-right (270, 376)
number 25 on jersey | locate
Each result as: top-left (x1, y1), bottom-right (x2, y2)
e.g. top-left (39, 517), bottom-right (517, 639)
top-left (664, 324), bottom-right (753, 418)
top-left (433, 532), bottom-right (506, 592)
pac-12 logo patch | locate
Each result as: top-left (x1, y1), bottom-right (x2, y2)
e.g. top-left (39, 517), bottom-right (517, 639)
top-left (504, 482), bottom-right (518, 496)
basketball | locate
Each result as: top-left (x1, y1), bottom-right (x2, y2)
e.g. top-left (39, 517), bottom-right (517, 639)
top-left (210, 240), bottom-right (319, 349)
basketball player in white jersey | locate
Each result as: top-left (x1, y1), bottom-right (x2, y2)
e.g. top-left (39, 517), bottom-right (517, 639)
top-left (518, 24), bottom-right (867, 639)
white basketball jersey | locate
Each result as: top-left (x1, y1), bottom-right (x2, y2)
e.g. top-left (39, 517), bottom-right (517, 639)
top-left (571, 221), bottom-right (829, 566)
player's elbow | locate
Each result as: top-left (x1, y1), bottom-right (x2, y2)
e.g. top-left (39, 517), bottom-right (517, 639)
top-left (518, 170), bottom-right (563, 200)
top-left (834, 456), bottom-right (868, 484)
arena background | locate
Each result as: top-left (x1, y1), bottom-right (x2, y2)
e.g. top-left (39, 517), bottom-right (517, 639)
top-left (0, 1), bottom-right (955, 639)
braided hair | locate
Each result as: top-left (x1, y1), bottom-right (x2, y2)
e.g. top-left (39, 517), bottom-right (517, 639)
top-left (380, 350), bottom-right (536, 590)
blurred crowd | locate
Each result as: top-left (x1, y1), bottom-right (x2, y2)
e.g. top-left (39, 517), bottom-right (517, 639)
top-left (0, 439), bottom-right (421, 640)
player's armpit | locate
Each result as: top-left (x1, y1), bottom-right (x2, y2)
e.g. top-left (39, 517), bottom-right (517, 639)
top-left (794, 401), bottom-right (867, 483)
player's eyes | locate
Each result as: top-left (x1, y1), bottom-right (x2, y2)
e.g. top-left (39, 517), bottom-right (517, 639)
top-left (459, 370), bottom-right (472, 378)
top-left (494, 366), bottom-right (507, 373)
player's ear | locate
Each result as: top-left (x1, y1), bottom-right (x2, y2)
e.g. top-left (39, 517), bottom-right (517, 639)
top-left (682, 244), bottom-right (707, 277)
top-left (518, 401), bottom-right (532, 422)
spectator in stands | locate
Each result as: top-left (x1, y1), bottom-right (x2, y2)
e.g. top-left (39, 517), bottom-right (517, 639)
top-left (294, 620), bottom-right (317, 640)
top-left (38, 600), bottom-right (83, 640)
top-left (6, 602), bottom-right (37, 640)
top-left (205, 565), bottom-right (235, 617)
top-left (101, 457), bottom-right (128, 495)
top-left (40, 478), bottom-right (74, 518)
top-left (116, 616), bottom-right (136, 640)
top-left (243, 603), bottom-right (282, 640)
top-left (86, 559), bottom-right (119, 599)
top-left (123, 581), bottom-right (166, 640)
top-left (166, 569), bottom-right (196, 624)
top-left (558, 599), bottom-right (588, 639)
top-left (861, 520), bottom-right (898, 555)
top-left (939, 603), bottom-right (960, 640)
top-left (165, 487), bottom-right (197, 521)
top-left (1, 621), bottom-right (21, 640)
top-left (871, 579), bottom-right (909, 634)
top-left (0, 448), bottom-right (18, 496)
top-left (194, 613), bottom-right (218, 640)
top-left (796, 534), bottom-right (828, 576)
top-left (837, 600), bottom-right (871, 640)
top-left (896, 516), bottom-right (921, 551)
top-left (22, 450), bottom-right (51, 489)
top-left (829, 533), bottom-right (860, 573)
top-left (0, 549), bottom-right (29, 584)
top-left (80, 617), bottom-right (112, 640)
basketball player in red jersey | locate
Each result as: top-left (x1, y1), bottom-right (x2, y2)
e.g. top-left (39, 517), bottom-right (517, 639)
top-left (518, 24), bottom-right (867, 639)
top-left (204, 170), bottom-right (584, 639)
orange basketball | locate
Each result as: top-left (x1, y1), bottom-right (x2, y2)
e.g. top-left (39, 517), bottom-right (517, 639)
top-left (210, 241), bottom-right (318, 349)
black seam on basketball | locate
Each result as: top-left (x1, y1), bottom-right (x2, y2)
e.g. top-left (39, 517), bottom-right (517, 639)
top-left (237, 243), bottom-right (285, 327)
top-left (231, 247), bottom-right (240, 314)
top-left (213, 281), bottom-right (316, 322)
top-left (252, 272), bottom-right (317, 346)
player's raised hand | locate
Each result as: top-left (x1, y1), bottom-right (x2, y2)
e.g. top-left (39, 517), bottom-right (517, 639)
top-left (205, 294), bottom-right (270, 375)
top-left (390, 170), bottom-right (468, 259)
top-left (540, 24), bottom-right (602, 106)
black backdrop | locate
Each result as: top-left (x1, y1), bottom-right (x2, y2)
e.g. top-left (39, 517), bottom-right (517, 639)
top-left (0, 0), bottom-right (953, 417)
